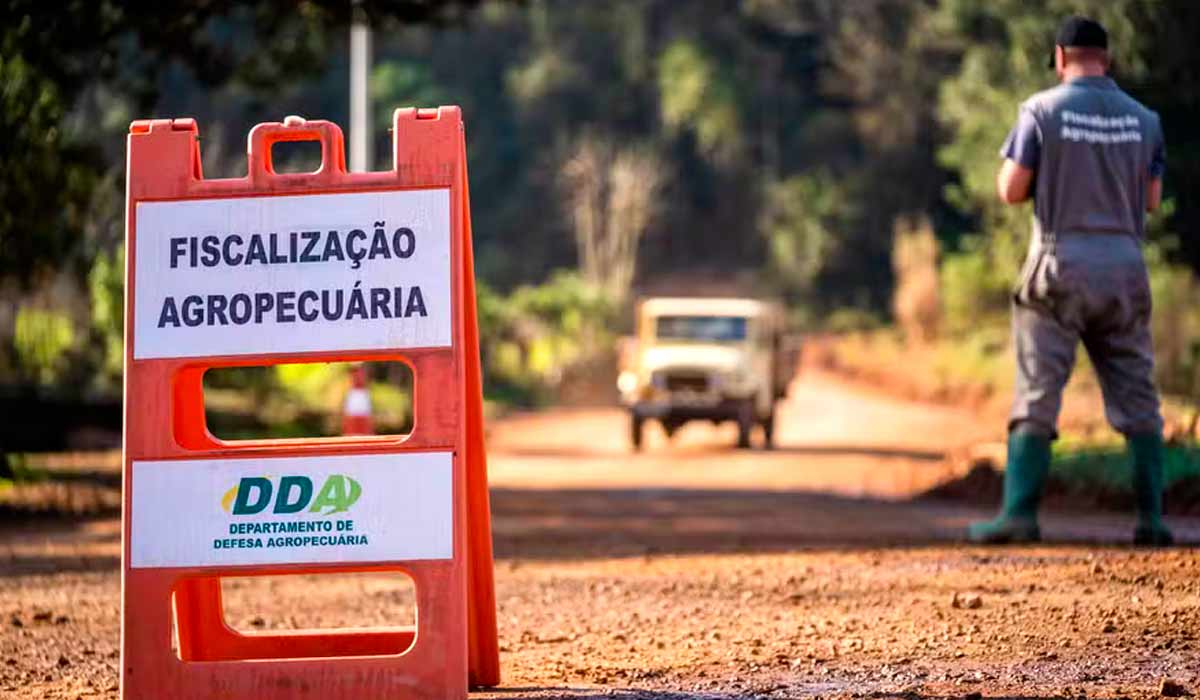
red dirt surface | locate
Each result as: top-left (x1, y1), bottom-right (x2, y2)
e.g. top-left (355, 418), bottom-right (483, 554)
top-left (3, 371), bottom-right (1198, 699)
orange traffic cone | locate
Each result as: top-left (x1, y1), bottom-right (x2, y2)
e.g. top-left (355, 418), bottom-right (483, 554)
top-left (342, 364), bottom-right (374, 435)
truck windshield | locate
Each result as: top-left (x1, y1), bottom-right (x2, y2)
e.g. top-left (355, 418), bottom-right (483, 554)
top-left (655, 315), bottom-right (748, 342)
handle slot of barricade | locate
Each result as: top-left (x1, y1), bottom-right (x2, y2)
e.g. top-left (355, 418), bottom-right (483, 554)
top-left (172, 570), bottom-right (419, 662)
top-left (248, 117), bottom-right (346, 184)
top-left (218, 570), bottom-right (416, 632)
top-left (171, 353), bottom-right (449, 453)
top-left (198, 360), bottom-right (413, 441)
top-left (268, 139), bottom-right (324, 174)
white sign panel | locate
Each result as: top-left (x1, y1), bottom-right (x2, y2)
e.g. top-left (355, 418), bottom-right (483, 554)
top-left (133, 189), bottom-right (452, 359)
top-left (130, 452), bottom-right (453, 568)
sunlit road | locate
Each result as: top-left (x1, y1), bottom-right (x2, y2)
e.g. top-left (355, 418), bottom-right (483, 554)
top-left (484, 369), bottom-right (1200, 551)
top-left (486, 369), bottom-right (998, 500)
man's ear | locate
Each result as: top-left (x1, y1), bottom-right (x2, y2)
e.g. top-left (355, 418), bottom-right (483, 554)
top-left (1055, 45), bottom-right (1065, 77)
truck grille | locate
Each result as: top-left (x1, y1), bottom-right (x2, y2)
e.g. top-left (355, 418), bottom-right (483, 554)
top-left (663, 373), bottom-right (709, 393)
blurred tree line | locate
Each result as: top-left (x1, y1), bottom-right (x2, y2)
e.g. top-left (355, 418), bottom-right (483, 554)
top-left (1, 0), bottom-right (1198, 406)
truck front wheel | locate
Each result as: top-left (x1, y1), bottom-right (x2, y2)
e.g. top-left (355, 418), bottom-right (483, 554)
top-left (761, 411), bottom-right (776, 450)
top-left (735, 401), bottom-right (754, 449)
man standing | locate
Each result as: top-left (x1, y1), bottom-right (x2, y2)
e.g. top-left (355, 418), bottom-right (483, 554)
top-left (969, 17), bottom-right (1172, 546)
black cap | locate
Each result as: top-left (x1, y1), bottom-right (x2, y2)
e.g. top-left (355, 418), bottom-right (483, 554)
top-left (1049, 16), bottom-right (1108, 68)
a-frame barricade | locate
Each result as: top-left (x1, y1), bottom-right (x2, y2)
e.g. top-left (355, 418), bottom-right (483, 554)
top-left (121, 108), bottom-right (499, 699)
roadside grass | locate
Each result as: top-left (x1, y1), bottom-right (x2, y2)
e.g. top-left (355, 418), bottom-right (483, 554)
top-left (831, 325), bottom-right (1128, 404)
top-left (831, 326), bottom-right (1193, 426)
top-left (1052, 438), bottom-right (1200, 490)
top-left (0, 450), bottom-right (122, 518)
top-left (0, 452), bottom-right (50, 488)
top-left (829, 325), bottom-right (1016, 403)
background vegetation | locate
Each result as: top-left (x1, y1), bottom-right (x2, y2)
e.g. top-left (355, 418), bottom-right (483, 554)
top-left (1, 0), bottom-right (1197, 430)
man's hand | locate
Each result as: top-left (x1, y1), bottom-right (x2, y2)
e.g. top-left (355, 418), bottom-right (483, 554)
top-left (997, 158), bottom-right (1034, 204)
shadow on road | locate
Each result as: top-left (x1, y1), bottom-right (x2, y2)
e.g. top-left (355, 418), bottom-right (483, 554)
top-left (3, 480), bottom-right (1197, 578)
top-left (496, 443), bottom-right (946, 462)
top-left (0, 553), bottom-right (120, 578)
top-left (758, 444), bottom-right (945, 461)
top-left (490, 486), bottom-right (1199, 561)
top-left (491, 486), bottom-right (976, 560)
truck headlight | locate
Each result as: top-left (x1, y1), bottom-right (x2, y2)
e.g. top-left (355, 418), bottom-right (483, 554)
top-left (617, 371), bottom-right (638, 395)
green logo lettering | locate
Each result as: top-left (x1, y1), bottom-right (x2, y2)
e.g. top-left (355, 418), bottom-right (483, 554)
top-left (231, 477), bottom-right (273, 515)
top-left (309, 475), bottom-right (362, 515)
top-left (273, 475), bottom-right (313, 514)
top-left (224, 474), bottom-right (361, 516)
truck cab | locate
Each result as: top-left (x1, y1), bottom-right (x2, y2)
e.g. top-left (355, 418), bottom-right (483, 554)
top-left (618, 297), bottom-right (791, 450)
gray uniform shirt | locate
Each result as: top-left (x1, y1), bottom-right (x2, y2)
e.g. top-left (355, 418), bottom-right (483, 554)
top-left (1000, 76), bottom-right (1166, 241)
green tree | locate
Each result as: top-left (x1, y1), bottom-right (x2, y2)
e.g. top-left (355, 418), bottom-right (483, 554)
top-left (657, 39), bottom-right (742, 162)
top-left (87, 244), bottom-right (124, 388)
top-left (0, 0), bottom-right (484, 388)
top-left (760, 172), bottom-right (853, 303)
top-left (0, 0), bottom-right (483, 285)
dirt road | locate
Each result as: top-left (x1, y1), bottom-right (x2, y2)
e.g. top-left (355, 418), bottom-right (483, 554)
top-left (3, 371), bottom-right (1198, 699)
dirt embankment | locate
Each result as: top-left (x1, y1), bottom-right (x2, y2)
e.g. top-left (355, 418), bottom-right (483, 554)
top-left (806, 333), bottom-right (1199, 443)
top-left (806, 335), bottom-right (1200, 515)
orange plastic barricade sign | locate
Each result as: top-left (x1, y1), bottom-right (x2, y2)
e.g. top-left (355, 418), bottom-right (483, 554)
top-left (121, 109), bottom-right (499, 699)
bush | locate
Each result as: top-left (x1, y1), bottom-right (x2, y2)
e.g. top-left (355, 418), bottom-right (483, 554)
top-left (823, 307), bottom-right (885, 334)
top-left (88, 244), bottom-right (124, 389)
top-left (1052, 440), bottom-right (1200, 491)
top-left (938, 235), bottom-right (1012, 336)
top-left (477, 271), bottom-right (616, 407)
top-left (13, 307), bottom-right (76, 386)
top-left (1145, 241), bottom-right (1200, 402)
top-left (892, 214), bottom-right (940, 344)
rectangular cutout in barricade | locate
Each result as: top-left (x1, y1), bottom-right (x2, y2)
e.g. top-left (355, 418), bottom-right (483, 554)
top-left (121, 109), bottom-right (499, 699)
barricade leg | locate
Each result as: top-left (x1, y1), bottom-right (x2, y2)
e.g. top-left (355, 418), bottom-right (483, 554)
top-left (174, 576), bottom-right (226, 661)
top-left (460, 133), bottom-right (501, 689)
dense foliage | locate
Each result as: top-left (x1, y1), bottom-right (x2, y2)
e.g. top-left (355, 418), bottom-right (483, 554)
top-left (2, 0), bottom-right (1198, 404)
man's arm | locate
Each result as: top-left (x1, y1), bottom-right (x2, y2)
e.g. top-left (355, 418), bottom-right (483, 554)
top-left (997, 159), bottom-right (1035, 204)
top-left (1147, 177), bottom-right (1162, 212)
top-left (997, 106), bottom-right (1040, 206)
top-left (1148, 120), bottom-right (1165, 212)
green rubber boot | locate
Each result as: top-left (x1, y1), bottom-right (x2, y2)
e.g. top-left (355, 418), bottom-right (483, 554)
top-left (968, 426), bottom-right (1051, 544)
top-left (1129, 432), bottom-right (1173, 547)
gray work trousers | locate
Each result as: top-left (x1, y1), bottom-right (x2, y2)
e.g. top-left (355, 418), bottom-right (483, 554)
top-left (1009, 233), bottom-right (1163, 438)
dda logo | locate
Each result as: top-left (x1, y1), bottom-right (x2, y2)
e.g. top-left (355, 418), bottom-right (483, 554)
top-left (221, 474), bottom-right (362, 516)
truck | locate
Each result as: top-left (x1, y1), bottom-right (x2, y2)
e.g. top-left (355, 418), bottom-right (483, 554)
top-left (617, 297), bottom-right (793, 451)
